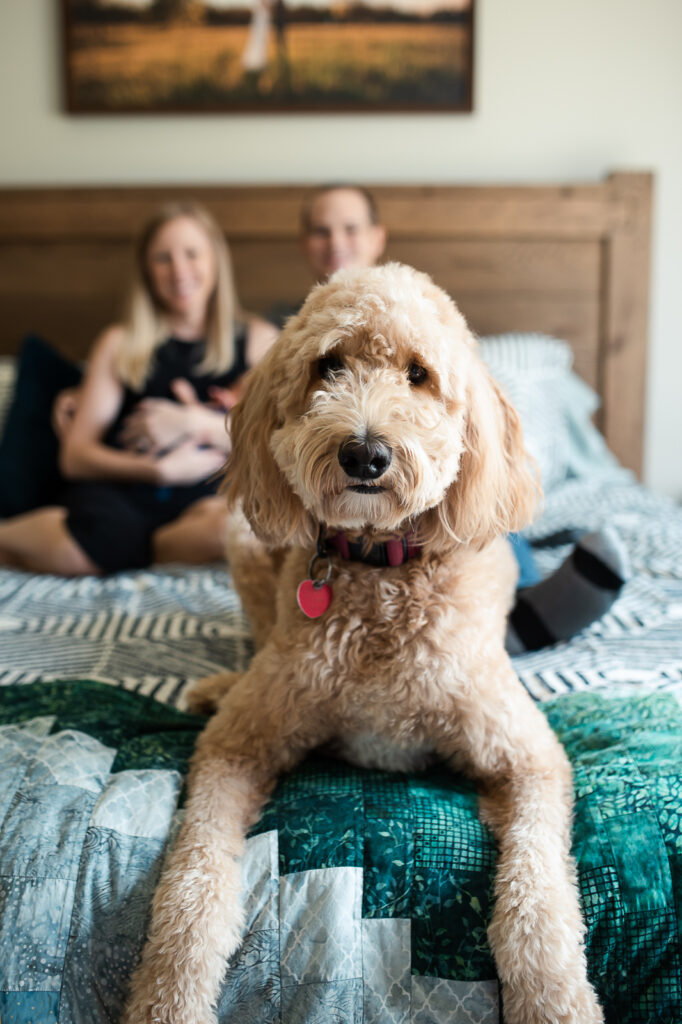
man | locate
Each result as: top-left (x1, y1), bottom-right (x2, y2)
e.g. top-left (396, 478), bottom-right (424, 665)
top-left (300, 185), bottom-right (387, 283)
top-left (267, 185), bottom-right (387, 328)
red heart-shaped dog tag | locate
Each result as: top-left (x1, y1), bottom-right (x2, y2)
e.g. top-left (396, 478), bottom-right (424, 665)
top-left (297, 579), bottom-right (333, 618)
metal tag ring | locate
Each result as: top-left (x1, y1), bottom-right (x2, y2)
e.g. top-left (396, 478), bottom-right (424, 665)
top-left (307, 552), bottom-right (333, 589)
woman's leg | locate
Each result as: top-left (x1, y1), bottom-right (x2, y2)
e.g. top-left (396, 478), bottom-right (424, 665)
top-left (152, 495), bottom-right (228, 566)
top-left (0, 507), bottom-right (100, 575)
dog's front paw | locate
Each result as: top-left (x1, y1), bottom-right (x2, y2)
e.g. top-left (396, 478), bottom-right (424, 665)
top-left (186, 671), bottom-right (242, 715)
top-left (502, 976), bottom-right (603, 1024)
top-left (562, 982), bottom-right (604, 1024)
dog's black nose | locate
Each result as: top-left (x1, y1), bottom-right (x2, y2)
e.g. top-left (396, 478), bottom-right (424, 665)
top-left (338, 436), bottom-right (392, 480)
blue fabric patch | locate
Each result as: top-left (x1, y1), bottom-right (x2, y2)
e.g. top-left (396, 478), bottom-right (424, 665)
top-left (0, 991), bottom-right (59, 1024)
top-left (60, 828), bottom-right (170, 1024)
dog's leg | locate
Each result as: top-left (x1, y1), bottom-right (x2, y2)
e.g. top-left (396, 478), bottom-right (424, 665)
top-left (185, 669), bottom-right (242, 714)
top-left (436, 684), bottom-right (602, 1024)
top-left (480, 765), bottom-right (602, 1024)
top-left (123, 663), bottom-right (330, 1024)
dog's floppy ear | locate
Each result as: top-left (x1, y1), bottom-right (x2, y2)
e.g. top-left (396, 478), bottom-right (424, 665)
top-left (425, 353), bottom-right (540, 550)
top-left (223, 341), bottom-right (316, 548)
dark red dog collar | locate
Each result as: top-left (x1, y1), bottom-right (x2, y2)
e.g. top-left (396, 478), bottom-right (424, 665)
top-left (296, 526), bottom-right (420, 618)
top-left (328, 530), bottom-right (420, 568)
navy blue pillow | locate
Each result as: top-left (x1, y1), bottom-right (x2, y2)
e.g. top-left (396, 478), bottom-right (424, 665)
top-left (0, 335), bottom-right (82, 517)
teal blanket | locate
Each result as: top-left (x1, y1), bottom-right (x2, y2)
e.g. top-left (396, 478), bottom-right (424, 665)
top-left (0, 681), bottom-right (680, 1024)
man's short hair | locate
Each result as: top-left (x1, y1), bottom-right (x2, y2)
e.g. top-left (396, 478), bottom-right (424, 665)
top-left (299, 185), bottom-right (381, 234)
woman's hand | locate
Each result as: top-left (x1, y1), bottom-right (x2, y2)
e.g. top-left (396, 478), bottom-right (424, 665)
top-left (118, 397), bottom-right (195, 455)
top-left (154, 439), bottom-right (227, 486)
top-left (206, 380), bottom-right (248, 411)
top-left (171, 377), bottom-right (243, 414)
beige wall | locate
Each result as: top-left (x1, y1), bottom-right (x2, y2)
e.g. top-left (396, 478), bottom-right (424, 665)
top-left (1, 0), bottom-right (681, 497)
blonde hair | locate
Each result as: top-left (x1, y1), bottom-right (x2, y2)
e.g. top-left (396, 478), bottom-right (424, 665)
top-left (115, 201), bottom-right (240, 391)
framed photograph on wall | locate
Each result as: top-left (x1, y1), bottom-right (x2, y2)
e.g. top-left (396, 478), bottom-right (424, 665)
top-left (61, 0), bottom-right (474, 114)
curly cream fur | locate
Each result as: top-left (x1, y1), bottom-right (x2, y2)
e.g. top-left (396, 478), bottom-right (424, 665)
top-left (124, 264), bottom-right (602, 1024)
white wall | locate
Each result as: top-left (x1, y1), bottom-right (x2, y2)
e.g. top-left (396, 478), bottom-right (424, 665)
top-left (1, 0), bottom-right (681, 497)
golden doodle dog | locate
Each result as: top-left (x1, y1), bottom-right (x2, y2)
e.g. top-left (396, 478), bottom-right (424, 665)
top-left (124, 263), bottom-right (603, 1024)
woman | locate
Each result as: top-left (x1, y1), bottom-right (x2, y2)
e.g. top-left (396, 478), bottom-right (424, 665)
top-left (0, 201), bottom-right (278, 576)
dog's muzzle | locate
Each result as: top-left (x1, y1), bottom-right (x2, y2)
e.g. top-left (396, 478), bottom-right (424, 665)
top-left (338, 436), bottom-right (392, 481)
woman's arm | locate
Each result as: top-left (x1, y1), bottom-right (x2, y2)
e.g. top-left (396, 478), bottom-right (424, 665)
top-left (60, 330), bottom-right (226, 486)
top-left (245, 315), bottom-right (279, 367)
top-left (59, 326), bottom-right (163, 484)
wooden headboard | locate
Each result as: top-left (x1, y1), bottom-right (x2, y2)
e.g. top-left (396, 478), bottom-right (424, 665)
top-left (0, 172), bottom-right (651, 475)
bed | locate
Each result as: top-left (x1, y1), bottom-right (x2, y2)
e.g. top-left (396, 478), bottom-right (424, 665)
top-left (1, 173), bottom-right (681, 1024)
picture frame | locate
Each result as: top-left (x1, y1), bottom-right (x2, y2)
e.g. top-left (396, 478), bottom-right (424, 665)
top-left (61, 0), bottom-right (474, 115)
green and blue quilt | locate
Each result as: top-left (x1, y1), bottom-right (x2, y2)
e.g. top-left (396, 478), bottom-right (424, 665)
top-left (0, 679), bottom-right (680, 1024)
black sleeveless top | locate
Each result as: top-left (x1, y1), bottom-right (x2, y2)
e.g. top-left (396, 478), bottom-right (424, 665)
top-left (61, 328), bottom-right (250, 572)
top-left (106, 327), bottom-right (248, 448)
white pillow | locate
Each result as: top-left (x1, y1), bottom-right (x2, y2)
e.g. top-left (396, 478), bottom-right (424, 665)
top-left (478, 333), bottom-right (619, 490)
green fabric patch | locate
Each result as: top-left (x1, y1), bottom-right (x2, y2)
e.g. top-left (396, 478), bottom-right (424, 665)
top-left (0, 680), bottom-right (204, 775)
top-left (544, 690), bottom-right (682, 1021)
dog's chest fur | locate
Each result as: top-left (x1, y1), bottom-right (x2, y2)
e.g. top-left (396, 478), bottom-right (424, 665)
top-left (274, 537), bottom-right (517, 772)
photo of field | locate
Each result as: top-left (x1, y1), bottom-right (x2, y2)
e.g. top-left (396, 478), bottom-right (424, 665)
top-left (62, 1), bottom-right (474, 112)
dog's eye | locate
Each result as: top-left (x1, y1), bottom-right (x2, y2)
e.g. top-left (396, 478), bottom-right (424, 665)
top-left (317, 355), bottom-right (344, 380)
top-left (407, 362), bottom-right (428, 386)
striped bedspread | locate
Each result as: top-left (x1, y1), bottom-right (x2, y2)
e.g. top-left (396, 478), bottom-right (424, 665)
top-left (1, 468), bottom-right (680, 708)
top-left (518, 472), bottom-right (682, 699)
